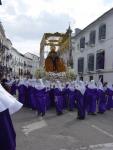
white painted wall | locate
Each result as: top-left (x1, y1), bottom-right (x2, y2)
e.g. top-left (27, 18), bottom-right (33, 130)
top-left (11, 48), bottom-right (33, 78)
top-left (72, 9), bottom-right (113, 82)
top-left (25, 52), bottom-right (40, 77)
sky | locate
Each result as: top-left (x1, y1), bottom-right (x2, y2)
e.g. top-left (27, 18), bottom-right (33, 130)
top-left (0, 0), bottom-right (113, 56)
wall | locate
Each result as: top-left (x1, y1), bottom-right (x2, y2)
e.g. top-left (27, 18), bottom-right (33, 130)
top-left (72, 9), bottom-right (113, 82)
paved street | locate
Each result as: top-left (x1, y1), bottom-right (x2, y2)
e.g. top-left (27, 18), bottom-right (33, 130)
top-left (12, 108), bottom-right (113, 150)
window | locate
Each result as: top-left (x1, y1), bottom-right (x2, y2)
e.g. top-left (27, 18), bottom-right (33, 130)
top-left (89, 76), bottom-right (93, 81)
top-left (89, 30), bottom-right (96, 45)
top-left (99, 24), bottom-right (106, 40)
top-left (78, 57), bottom-right (84, 73)
top-left (96, 51), bottom-right (105, 70)
top-left (87, 54), bottom-right (94, 71)
top-left (80, 37), bottom-right (85, 48)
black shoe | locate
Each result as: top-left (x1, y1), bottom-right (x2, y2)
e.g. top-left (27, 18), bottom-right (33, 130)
top-left (57, 112), bottom-right (63, 116)
top-left (76, 116), bottom-right (85, 120)
top-left (97, 111), bottom-right (104, 114)
top-left (69, 109), bottom-right (73, 112)
top-left (88, 112), bottom-right (92, 115)
top-left (107, 108), bottom-right (111, 111)
top-left (91, 112), bottom-right (96, 115)
top-left (42, 112), bottom-right (45, 117)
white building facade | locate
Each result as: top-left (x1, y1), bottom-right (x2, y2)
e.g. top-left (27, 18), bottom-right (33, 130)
top-left (72, 8), bottom-right (113, 83)
top-left (10, 48), bottom-right (32, 78)
top-left (24, 52), bottom-right (40, 77)
top-left (0, 22), bottom-right (39, 78)
top-left (0, 22), bottom-right (13, 76)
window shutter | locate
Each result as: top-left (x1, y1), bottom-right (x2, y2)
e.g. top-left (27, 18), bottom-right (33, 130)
top-left (96, 51), bottom-right (105, 69)
top-left (80, 37), bottom-right (85, 48)
top-left (99, 24), bottom-right (106, 40)
top-left (78, 57), bottom-right (84, 73)
top-left (90, 31), bottom-right (96, 44)
top-left (88, 54), bottom-right (94, 71)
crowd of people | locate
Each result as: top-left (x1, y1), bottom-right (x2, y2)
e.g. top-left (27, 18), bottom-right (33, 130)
top-left (4, 77), bottom-right (113, 120)
top-left (1, 74), bottom-right (113, 149)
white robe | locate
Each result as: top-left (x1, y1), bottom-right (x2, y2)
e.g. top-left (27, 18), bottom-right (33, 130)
top-left (88, 80), bottom-right (97, 89)
top-left (0, 84), bottom-right (23, 114)
top-left (107, 82), bottom-right (113, 91)
top-left (97, 81), bottom-right (104, 91)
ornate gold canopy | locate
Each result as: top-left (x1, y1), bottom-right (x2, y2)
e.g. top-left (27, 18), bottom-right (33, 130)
top-left (40, 26), bottom-right (72, 67)
top-left (40, 32), bottom-right (65, 47)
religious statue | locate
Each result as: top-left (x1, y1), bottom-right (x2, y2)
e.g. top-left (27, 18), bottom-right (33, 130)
top-left (45, 46), bottom-right (66, 72)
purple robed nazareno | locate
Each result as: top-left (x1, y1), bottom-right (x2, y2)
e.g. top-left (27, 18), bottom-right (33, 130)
top-left (49, 88), bottom-right (55, 107)
top-left (18, 85), bottom-right (30, 108)
top-left (97, 89), bottom-right (106, 113)
top-left (10, 82), bottom-right (17, 95)
top-left (62, 88), bottom-right (68, 109)
top-left (27, 86), bottom-right (37, 109)
top-left (34, 88), bottom-right (46, 116)
top-left (54, 88), bottom-right (64, 114)
top-left (75, 89), bottom-right (85, 119)
top-left (85, 88), bottom-right (97, 114)
top-left (18, 85), bottom-right (27, 105)
top-left (67, 89), bottom-right (76, 111)
top-left (0, 109), bottom-right (16, 150)
top-left (45, 88), bottom-right (51, 110)
top-left (105, 88), bottom-right (113, 110)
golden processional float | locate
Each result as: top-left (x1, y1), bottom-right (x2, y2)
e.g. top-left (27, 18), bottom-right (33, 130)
top-left (39, 26), bottom-right (74, 81)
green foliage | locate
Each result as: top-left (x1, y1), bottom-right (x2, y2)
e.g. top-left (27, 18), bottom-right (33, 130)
top-left (66, 67), bottom-right (76, 80)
